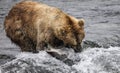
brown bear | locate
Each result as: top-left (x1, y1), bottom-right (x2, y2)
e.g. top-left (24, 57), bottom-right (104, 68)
top-left (4, 1), bottom-right (85, 53)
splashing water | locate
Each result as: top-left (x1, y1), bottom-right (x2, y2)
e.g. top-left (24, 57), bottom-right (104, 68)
top-left (73, 47), bottom-right (120, 73)
top-left (0, 47), bottom-right (120, 73)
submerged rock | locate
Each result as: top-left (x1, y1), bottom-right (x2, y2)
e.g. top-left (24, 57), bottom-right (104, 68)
top-left (82, 40), bottom-right (102, 49)
top-left (0, 54), bottom-right (15, 65)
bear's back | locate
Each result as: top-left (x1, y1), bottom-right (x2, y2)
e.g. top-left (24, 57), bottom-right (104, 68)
top-left (6, 1), bottom-right (68, 28)
top-left (4, 1), bottom-right (69, 44)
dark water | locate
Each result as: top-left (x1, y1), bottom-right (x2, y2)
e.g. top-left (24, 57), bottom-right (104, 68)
top-left (0, 0), bottom-right (120, 73)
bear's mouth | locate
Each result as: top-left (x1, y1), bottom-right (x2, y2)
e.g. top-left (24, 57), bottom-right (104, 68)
top-left (49, 37), bottom-right (82, 52)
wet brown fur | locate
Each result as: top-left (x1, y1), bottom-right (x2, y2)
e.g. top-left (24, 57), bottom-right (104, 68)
top-left (4, 1), bottom-right (85, 53)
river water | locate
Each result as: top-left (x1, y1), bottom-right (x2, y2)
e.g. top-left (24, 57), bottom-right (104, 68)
top-left (0, 0), bottom-right (120, 73)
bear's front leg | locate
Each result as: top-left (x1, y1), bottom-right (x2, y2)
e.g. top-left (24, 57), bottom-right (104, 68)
top-left (36, 41), bottom-right (47, 51)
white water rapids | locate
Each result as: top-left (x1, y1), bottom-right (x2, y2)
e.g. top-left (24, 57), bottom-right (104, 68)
top-left (0, 47), bottom-right (120, 73)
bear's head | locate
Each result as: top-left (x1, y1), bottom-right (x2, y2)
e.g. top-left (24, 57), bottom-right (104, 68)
top-left (67, 15), bottom-right (85, 45)
top-left (72, 19), bottom-right (85, 52)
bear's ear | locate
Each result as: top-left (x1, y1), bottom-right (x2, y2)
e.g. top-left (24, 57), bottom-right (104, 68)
top-left (78, 19), bottom-right (85, 27)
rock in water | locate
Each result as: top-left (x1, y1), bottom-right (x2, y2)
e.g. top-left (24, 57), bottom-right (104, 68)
top-left (46, 47), bottom-right (76, 66)
top-left (82, 40), bottom-right (102, 49)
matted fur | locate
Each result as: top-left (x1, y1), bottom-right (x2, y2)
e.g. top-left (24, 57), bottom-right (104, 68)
top-left (4, 1), bottom-right (85, 53)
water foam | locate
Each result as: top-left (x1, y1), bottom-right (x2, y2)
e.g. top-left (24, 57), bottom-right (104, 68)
top-left (73, 47), bottom-right (120, 73)
top-left (0, 47), bottom-right (120, 73)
